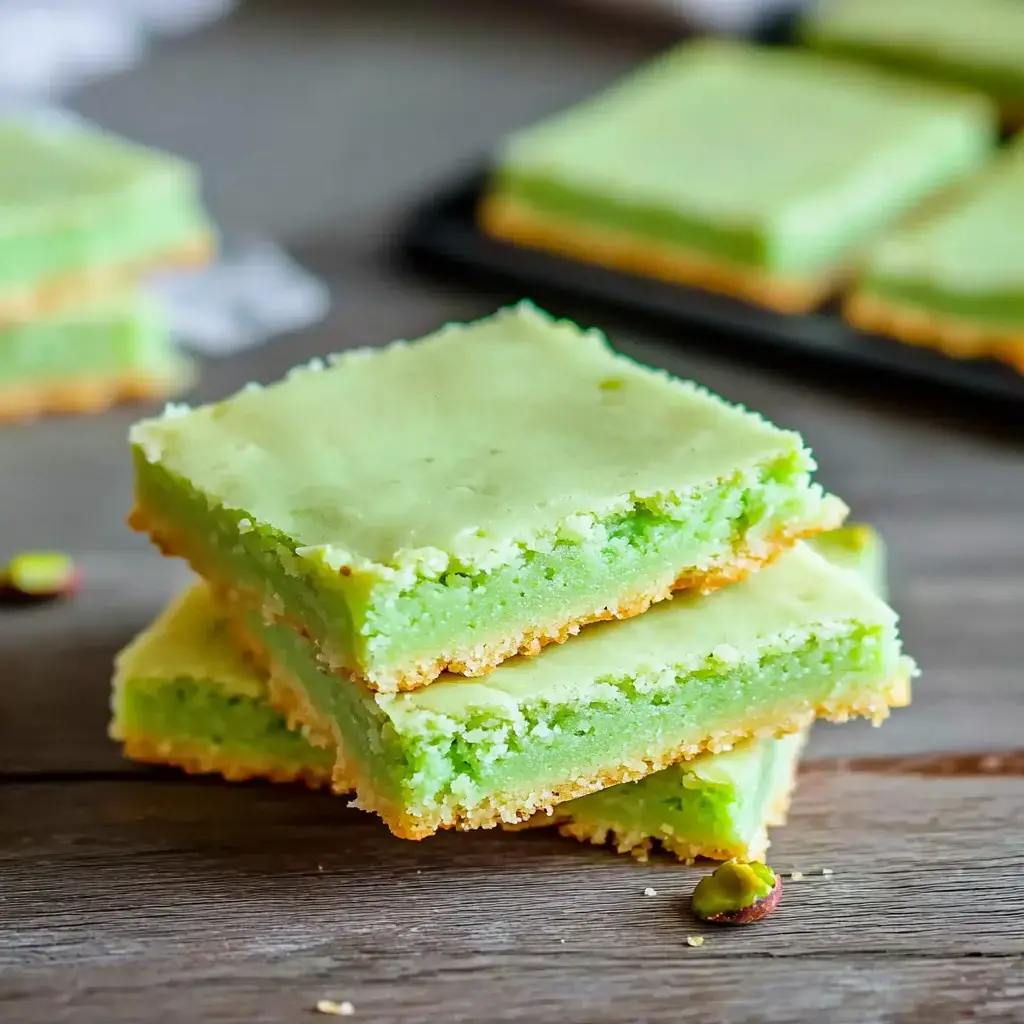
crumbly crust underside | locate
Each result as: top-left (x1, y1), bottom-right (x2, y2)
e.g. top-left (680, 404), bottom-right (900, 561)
top-left (0, 234), bottom-right (214, 326)
top-left (479, 195), bottom-right (841, 315)
top-left (116, 730), bottom-right (332, 790)
top-left (239, 624), bottom-right (910, 840)
top-left (0, 365), bottom-right (192, 423)
top-left (845, 291), bottom-right (1024, 373)
top-left (129, 501), bottom-right (845, 693)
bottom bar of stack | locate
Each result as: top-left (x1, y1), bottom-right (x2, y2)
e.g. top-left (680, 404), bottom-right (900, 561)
top-left (110, 525), bottom-right (897, 863)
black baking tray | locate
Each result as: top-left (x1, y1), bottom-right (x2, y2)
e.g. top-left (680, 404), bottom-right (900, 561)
top-left (400, 169), bottom-right (1024, 412)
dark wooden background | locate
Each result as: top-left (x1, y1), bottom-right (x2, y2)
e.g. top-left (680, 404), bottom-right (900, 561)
top-left (1, 3), bottom-right (1022, 1021)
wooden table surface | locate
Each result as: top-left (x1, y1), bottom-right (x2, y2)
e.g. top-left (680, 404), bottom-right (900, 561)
top-left (1, 3), bottom-right (1022, 1021)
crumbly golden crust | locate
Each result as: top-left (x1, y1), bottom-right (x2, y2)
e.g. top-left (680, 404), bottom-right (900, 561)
top-left (128, 500), bottom-right (846, 693)
top-left (845, 291), bottom-right (1024, 373)
top-left (479, 195), bottom-right (841, 315)
top-left (118, 731), bottom-right (332, 789)
top-left (230, 615), bottom-right (910, 840)
top-left (0, 234), bottom-right (214, 326)
top-left (0, 364), bottom-right (194, 423)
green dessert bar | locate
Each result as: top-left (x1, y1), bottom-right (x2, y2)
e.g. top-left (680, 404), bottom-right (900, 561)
top-left (846, 136), bottom-right (1024, 373)
top-left (129, 302), bottom-right (847, 693)
top-left (111, 585), bottom-right (333, 787)
top-left (0, 290), bottom-right (193, 422)
top-left (535, 523), bottom-right (886, 860)
top-left (802, 0), bottom-right (1024, 126)
top-left (479, 41), bottom-right (996, 314)
top-left (0, 119), bottom-right (214, 324)
top-left (110, 593), bottom-right (803, 863)
top-left (219, 541), bottom-right (911, 838)
top-left (110, 526), bottom-right (893, 857)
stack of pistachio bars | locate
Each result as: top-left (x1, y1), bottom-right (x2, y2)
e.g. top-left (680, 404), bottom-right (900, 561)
top-left (0, 119), bottom-right (213, 422)
top-left (111, 303), bottom-right (914, 864)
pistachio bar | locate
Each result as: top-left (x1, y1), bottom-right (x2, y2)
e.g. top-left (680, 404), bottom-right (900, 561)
top-left (0, 119), bottom-right (213, 323)
top-left (110, 527), bottom-right (895, 856)
top-left (532, 523), bottom-right (886, 860)
top-left (221, 542), bottom-right (908, 838)
top-left (129, 303), bottom-right (846, 693)
top-left (0, 290), bottom-right (193, 422)
top-left (802, 0), bottom-right (1024, 126)
top-left (110, 595), bottom-right (801, 862)
top-left (846, 136), bottom-right (1024, 373)
top-left (479, 41), bottom-right (996, 313)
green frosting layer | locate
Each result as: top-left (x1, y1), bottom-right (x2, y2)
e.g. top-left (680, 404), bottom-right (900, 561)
top-left (802, 0), bottom-right (1024, 112)
top-left (0, 120), bottom-right (212, 292)
top-left (130, 303), bottom-right (845, 690)
top-left (489, 41), bottom-right (995, 274)
top-left (857, 137), bottom-right (1024, 326)
top-left (0, 290), bottom-right (185, 386)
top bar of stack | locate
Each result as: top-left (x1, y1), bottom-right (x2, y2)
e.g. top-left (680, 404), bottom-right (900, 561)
top-left (129, 302), bottom-right (847, 693)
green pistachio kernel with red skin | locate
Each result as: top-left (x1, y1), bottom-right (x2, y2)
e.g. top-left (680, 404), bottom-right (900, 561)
top-left (0, 552), bottom-right (79, 605)
top-left (691, 860), bottom-right (782, 925)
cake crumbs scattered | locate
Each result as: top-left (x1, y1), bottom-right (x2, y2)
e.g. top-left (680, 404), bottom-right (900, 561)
top-left (644, 887), bottom-right (658, 897)
top-left (789, 871), bottom-right (804, 881)
top-left (686, 936), bottom-right (705, 948)
top-left (315, 999), bottom-right (354, 1016)
top-left (821, 868), bottom-right (834, 877)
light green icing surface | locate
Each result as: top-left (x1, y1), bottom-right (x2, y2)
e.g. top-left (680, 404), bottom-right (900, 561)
top-left (131, 303), bottom-right (845, 687)
top-left (491, 41), bottom-right (995, 273)
top-left (802, 0), bottom-right (1024, 104)
top-left (115, 587), bottom-right (265, 701)
top-left (859, 138), bottom-right (1024, 322)
top-left (809, 523), bottom-right (887, 600)
top-left (0, 289), bottom-right (182, 384)
top-left (0, 120), bottom-right (212, 289)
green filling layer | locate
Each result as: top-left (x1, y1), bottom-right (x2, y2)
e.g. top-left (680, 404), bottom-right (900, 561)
top-left (489, 41), bottom-right (995, 274)
top-left (0, 121), bottom-right (212, 290)
top-left (113, 677), bottom-right (333, 772)
top-left (0, 291), bottom-right (183, 385)
top-left (802, 0), bottom-right (1024, 110)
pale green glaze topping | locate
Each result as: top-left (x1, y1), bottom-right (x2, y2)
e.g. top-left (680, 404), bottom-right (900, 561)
top-left (132, 302), bottom-right (830, 576)
top-left (115, 587), bottom-right (266, 701)
top-left (492, 41), bottom-right (995, 272)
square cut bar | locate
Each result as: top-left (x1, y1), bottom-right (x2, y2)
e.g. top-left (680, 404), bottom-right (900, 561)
top-left (228, 542), bottom-right (911, 839)
top-left (129, 302), bottom-right (847, 693)
top-left (109, 594), bottom-right (802, 864)
top-left (0, 290), bottom-right (193, 422)
top-left (846, 136), bottom-right (1024, 373)
top-left (801, 0), bottom-right (1024, 127)
top-left (0, 119), bottom-right (214, 324)
top-left (531, 523), bottom-right (885, 860)
top-left (479, 41), bottom-right (996, 314)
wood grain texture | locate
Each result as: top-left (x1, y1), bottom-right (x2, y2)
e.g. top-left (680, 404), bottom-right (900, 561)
top-left (0, 2), bottom-right (1022, 1021)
